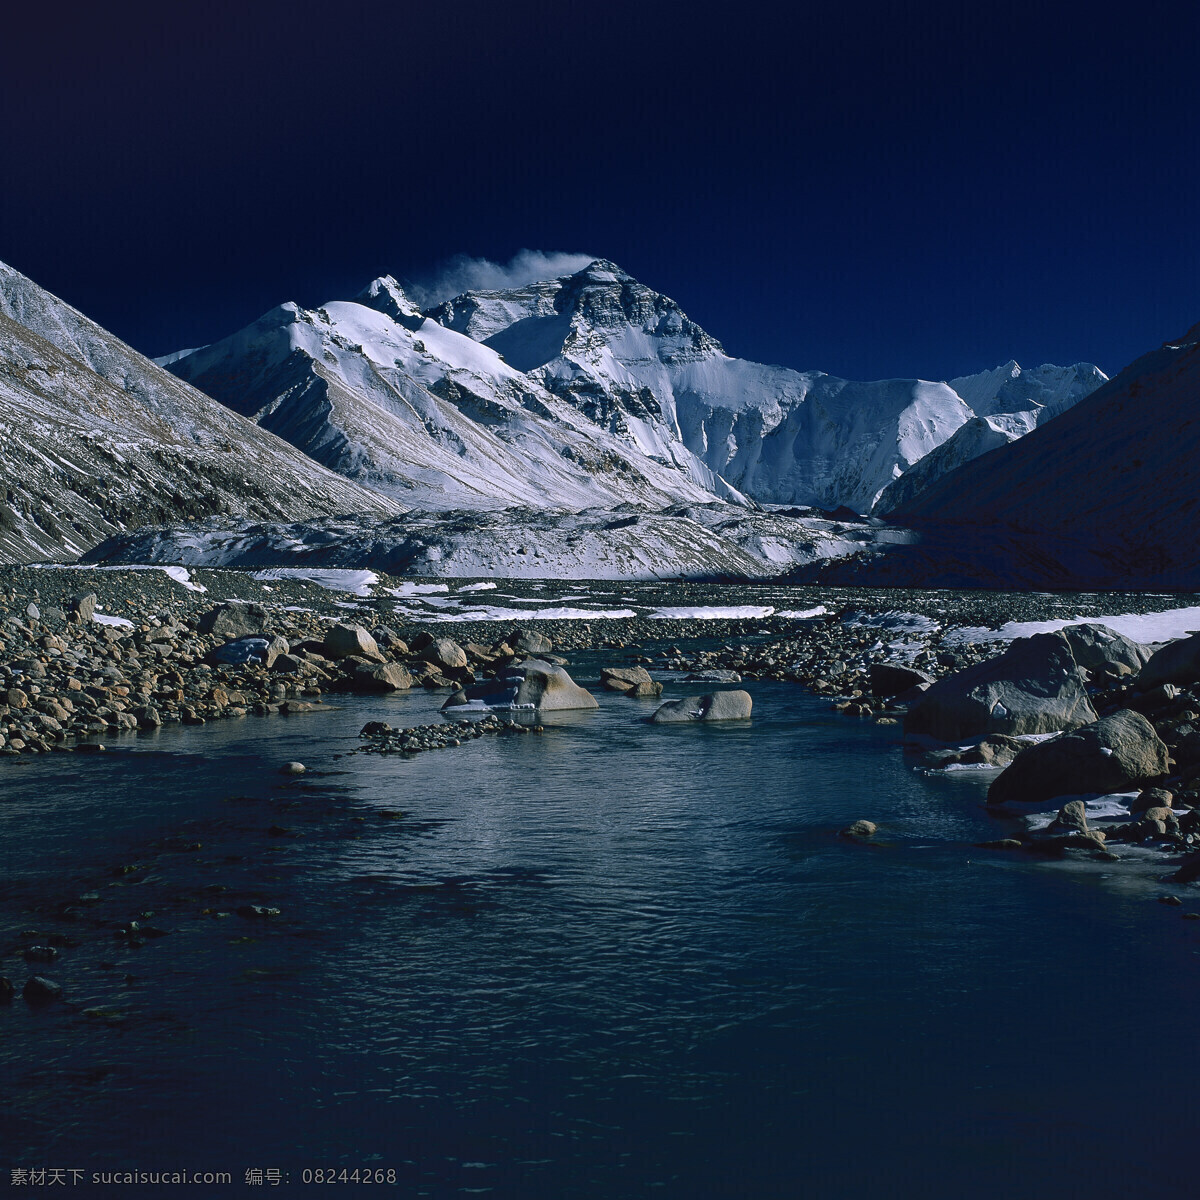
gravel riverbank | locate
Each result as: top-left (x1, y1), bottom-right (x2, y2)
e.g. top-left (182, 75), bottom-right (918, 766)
top-left (3, 565), bottom-right (1199, 759)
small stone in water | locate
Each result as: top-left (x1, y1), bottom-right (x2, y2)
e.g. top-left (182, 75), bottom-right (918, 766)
top-left (280, 762), bottom-right (306, 775)
top-left (23, 976), bottom-right (62, 1005)
top-left (839, 820), bottom-right (878, 839)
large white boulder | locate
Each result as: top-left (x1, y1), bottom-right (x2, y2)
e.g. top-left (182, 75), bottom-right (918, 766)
top-left (650, 690), bottom-right (753, 723)
top-left (443, 659), bottom-right (597, 712)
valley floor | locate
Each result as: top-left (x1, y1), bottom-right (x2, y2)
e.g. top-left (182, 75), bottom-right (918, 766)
top-left (3, 570), bottom-right (1200, 1197)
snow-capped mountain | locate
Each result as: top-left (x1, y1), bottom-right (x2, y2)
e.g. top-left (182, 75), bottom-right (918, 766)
top-left (426, 260), bottom-right (1105, 512)
top-left (875, 361), bottom-right (1108, 512)
top-left (166, 259), bottom-right (1105, 517)
top-left (0, 260), bottom-right (399, 564)
top-left (947, 360), bottom-right (1107, 421)
top-left (874, 411), bottom-right (1040, 514)
top-left (163, 276), bottom-right (743, 512)
top-left (823, 320), bottom-right (1200, 588)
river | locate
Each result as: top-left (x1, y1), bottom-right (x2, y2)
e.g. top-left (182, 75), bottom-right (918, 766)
top-left (1, 655), bottom-right (1197, 1197)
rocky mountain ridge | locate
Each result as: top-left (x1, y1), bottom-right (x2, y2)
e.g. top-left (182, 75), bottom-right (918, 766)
top-left (0, 261), bottom-right (400, 564)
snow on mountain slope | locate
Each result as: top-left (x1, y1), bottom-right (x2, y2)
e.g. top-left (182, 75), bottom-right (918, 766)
top-left (0, 261), bottom-right (399, 564)
top-left (166, 277), bottom-right (742, 511)
top-left (841, 320), bottom-right (1200, 587)
top-left (874, 363), bottom-right (1108, 513)
top-left (873, 411), bottom-right (1039, 513)
top-left (427, 260), bottom-right (1105, 512)
top-left (948, 360), bottom-right (1107, 420)
top-left (158, 257), bottom-right (1104, 522)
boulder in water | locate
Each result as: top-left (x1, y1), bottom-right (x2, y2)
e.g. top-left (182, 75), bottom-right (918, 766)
top-left (840, 820), bottom-right (878, 838)
top-left (650, 690), bottom-right (753, 723)
top-left (600, 666), bottom-right (653, 693)
top-left (443, 659), bottom-right (597, 712)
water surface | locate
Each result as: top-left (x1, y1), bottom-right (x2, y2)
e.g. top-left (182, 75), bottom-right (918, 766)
top-left (1, 671), bottom-right (1196, 1197)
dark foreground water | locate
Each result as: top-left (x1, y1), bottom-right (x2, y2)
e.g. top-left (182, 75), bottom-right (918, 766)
top-left (2, 666), bottom-right (1199, 1198)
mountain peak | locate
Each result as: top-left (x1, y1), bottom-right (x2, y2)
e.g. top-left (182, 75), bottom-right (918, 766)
top-left (355, 275), bottom-right (423, 326)
top-left (569, 258), bottom-right (631, 284)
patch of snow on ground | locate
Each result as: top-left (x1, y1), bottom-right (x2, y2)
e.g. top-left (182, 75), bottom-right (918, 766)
top-left (159, 566), bottom-right (206, 592)
top-left (396, 604), bottom-right (638, 623)
top-left (843, 610), bottom-right (940, 633)
top-left (402, 595), bottom-right (463, 609)
top-left (253, 568), bottom-right (379, 597)
top-left (649, 606), bottom-right (776, 619)
top-left (457, 582), bottom-right (498, 592)
top-left (32, 563), bottom-right (207, 592)
top-left (943, 605), bottom-right (1200, 647)
top-left (1024, 793), bottom-right (1137, 829)
top-left (775, 606), bottom-right (829, 619)
top-left (386, 583), bottom-right (452, 597)
top-left (92, 612), bottom-right (134, 628)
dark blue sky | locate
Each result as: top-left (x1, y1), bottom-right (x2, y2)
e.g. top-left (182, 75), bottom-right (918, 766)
top-left (4, 0), bottom-right (1198, 381)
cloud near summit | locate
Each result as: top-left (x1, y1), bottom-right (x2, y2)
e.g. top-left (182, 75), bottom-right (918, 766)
top-left (406, 250), bottom-right (596, 307)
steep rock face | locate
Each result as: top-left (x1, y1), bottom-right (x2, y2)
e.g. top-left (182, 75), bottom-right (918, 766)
top-left (0, 261), bottom-right (399, 564)
top-left (880, 320), bottom-right (1200, 587)
top-left (427, 260), bottom-right (1104, 513)
top-left (166, 279), bottom-right (742, 512)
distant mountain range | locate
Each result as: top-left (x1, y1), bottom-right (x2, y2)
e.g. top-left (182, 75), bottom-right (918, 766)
top-left (162, 259), bottom-right (1106, 515)
top-left (11, 252), bottom-right (1171, 586)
